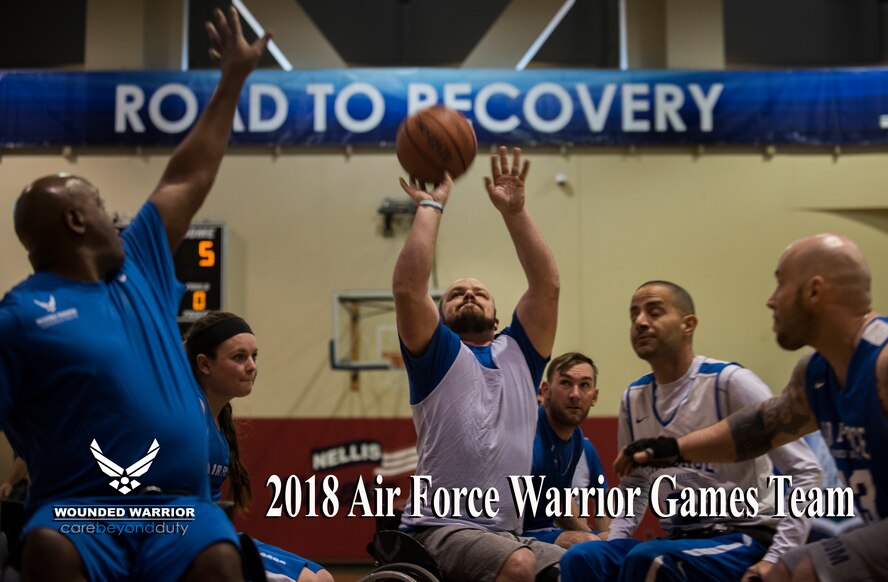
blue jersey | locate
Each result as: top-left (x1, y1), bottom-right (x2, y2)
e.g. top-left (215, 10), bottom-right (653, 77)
top-left (806, 317), bottom-right (888, 523)
top-left (0, 202), bottom-right (211, 513)
top-left (523, 405), bottom-right (583, 532)
top-left (572, 437), bottom-right (607, 491)
top-left (206, 407), bottom-right (230, 501)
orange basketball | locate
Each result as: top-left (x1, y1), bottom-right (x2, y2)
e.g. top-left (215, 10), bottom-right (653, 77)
top-left (396, 106), bottom-right (477, 184)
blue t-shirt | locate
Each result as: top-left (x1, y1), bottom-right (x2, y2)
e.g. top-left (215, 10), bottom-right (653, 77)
top-left (0, 202), bottom-right (211, 513)
top-left (806, 316), bottom-right (888, 523)
top-left (523, 405), bottom-right (584, 532)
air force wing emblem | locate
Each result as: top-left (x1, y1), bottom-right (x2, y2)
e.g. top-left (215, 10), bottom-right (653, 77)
top-left (90, 439), bottom-right (160, 495)
top-left (33, 295), bottom-right (56, 313)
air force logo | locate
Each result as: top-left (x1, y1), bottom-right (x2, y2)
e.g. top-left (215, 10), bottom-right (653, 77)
top-left (33, 295), bottom-right (56, 313)
top-left (90, 439), bottom-right (160, 495)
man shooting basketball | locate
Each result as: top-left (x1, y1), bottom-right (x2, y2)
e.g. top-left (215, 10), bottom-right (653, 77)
top-left (393, 146), bottom-right (563, 582)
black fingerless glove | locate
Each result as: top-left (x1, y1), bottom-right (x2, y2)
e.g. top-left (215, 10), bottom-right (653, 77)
top-left (622, 436), bottom-right (684, 467)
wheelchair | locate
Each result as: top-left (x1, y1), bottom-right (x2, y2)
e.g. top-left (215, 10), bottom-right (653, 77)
top-left (359, 512), bottom-right (442, 582)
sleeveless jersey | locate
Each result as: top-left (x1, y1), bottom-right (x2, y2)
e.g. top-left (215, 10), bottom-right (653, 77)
top-left (621, 356), bottom-right (777, 533)
top-left (806, 316), bottom-right (888, 523)
top-left (401, 316), bottom-right (544, 532)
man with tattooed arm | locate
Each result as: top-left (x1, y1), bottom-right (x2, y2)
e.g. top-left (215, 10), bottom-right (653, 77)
top-left (618, 234), bottom-right (888, 581)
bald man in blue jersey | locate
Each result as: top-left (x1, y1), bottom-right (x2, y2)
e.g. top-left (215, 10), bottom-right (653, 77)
top-left (0, 8), bottom-right (267, 581)
top-left (620, 235), bottom-right (888, 581)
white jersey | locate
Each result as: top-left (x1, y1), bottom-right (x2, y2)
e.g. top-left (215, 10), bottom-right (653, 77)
top-left (612, 356), bottom-right (821, 563)
top-left (402, 323), bottom-right (540, 532)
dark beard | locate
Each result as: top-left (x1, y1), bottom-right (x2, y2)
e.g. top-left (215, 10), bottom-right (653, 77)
top-left (447, 309), bottom-right (496, 335)
top-left (777, 291), bottom-right (817, 350)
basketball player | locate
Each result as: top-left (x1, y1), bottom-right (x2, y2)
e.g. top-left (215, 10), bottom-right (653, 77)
top-left (393, 147), bottom-right (563, 581)
top-left (522, 352), bottom-right (606, 549)
top-left (571, 437), bottom-right (611, 534)
top-left (562, 281), bottom-right (820, 582)
top-left (0, 8), bottom-right (266, 580)
top-left (184, 311), bottom-right (334, 582)
top-left (619, 235), bottom-right (888, 581)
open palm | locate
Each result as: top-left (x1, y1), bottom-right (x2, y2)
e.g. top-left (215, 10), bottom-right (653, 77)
top-left (484, 146), bottom-right (529, 215)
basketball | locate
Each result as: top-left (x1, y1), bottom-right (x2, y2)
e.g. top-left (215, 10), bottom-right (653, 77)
top-left (396, 106), bottom-right (477, 184)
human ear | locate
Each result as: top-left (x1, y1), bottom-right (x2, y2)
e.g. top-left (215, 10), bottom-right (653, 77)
top-left (65, 207), bottom-right (87, 235)
top-left (196, 353), bottom-right (212, 376)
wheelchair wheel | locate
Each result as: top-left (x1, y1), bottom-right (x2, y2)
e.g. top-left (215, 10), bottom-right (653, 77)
top-left (359, 562), bottom-right (441, 582)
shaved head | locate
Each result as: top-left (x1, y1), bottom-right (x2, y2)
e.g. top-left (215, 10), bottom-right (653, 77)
top-left (13, 174), bottom-right (123, 276)
top-left (769, 234), bottom-right (872, 350)
top-left (14, 174), bottom-right (90, 250)
top-left (780, 234), bottom-right (871, 310)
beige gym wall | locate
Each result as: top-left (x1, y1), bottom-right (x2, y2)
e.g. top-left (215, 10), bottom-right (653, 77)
top-left (2, 149), bottom-right (887, 420)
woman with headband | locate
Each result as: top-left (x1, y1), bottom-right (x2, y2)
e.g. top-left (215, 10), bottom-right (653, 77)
top-left (184, 312), bottom-right (334, 582)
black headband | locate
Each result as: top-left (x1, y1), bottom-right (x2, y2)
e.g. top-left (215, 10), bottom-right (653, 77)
top-left (186, 316), bottom-right (254, 358)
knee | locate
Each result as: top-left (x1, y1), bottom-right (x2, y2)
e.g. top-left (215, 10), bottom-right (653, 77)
top-left (560, 543), bottom-right (584, 571)
top-left (21, 528), bottom-right (86, 581)
top-left (497, 547), bottom-right (536, 582)
top-left (299, 569), bottom-right (335, 582)
top-left (180, 541), bottom-right (242, 582)
top-left (762, 560), bottom-right (793, 582)
top-left (764, 554), bottom-right (818, 582)
top-left (555, 531), bottom-right (599, 550)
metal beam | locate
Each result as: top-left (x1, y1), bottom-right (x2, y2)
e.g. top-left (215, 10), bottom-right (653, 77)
top-left (244, 0), bottom-right (345, 69)
top-left (462, 0), bottom-right (573, 69)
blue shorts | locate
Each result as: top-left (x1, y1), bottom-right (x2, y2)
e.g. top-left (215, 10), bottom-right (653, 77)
top-left (562, 533), bottom-right (767, 582)
top-left (254, 538), bottom-right (324, 579)
top-left (25, 495), bottom-right (238, 581)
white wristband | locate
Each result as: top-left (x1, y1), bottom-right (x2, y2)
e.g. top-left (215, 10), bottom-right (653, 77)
top-left (418, 200), bottom-right (444, 214)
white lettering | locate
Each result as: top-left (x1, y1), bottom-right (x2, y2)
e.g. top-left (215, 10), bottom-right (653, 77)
top-left (622, 83), bottom-right (650, 132)
top-left (524, 82), bottom-right (573, 133)
top-left (249, 84), bottom-right (288, 132)
top-left (335, 83), bottom-right (385, 133)
top-left (148, 84), bottom-right (198, 134)
top-left (307, 83), bottom-right (335, 132)
top-left (475, 83), bottom-right (520, 133)
top-left (115, 85), bottom-right (145, 133)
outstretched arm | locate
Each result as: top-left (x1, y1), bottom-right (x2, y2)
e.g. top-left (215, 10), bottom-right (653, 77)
top-left (393, 176), bottom-right (454, 355)
top-left (615, 355), bottom-right (817, 476)
top-left (149, 6), bottom-right (269, 252)
top-left (486, 147), bottom-right (559, 358)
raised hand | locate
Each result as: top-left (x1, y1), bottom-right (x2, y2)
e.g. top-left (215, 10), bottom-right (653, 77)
top-left (484, 146), bottom-right (529, 215)
top-left (206, 6), bottom-right (270, 78)
top-left (399, 173), bottom-right (453, 209)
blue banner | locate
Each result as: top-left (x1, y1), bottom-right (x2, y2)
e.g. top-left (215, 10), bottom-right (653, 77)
top-left (2, 69), bottom-right (888, 148)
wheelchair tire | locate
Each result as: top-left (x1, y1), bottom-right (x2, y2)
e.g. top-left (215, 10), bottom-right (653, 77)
top-left (359, 562), bottom-right (441, 582)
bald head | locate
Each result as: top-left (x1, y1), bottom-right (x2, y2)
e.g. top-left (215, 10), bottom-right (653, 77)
top-left (769, 234), bottom-right (872, 350)
top-left (780, 234), bottom-right (871, 310)
top-left (14, 174), bottom-right (95, 250)
top-left (13, 174), bottom-right (123, 277)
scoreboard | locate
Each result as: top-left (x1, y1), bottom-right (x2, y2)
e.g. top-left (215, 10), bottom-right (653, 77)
top-left (174, 223), bottom-right (225, 333)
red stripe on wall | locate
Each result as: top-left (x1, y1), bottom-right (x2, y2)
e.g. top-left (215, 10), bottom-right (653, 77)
top-left (233, 417), bottom-right (662, 562)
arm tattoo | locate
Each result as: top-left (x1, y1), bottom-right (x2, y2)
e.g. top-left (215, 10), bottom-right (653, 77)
top-left (727, 404), bottom-right (771, 461)
top-left (728, 385), bottom-right (813, 461)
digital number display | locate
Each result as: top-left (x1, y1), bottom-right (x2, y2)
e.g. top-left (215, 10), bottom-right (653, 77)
top-left (174, 223), bottom-right (224, 333)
